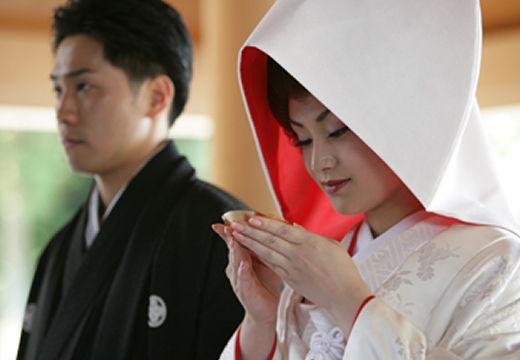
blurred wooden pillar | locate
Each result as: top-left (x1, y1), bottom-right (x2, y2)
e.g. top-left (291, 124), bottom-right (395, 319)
top-left (477, 27), bottom-right (520, 107)
top-left (200, 0), bottom-right (278, 214)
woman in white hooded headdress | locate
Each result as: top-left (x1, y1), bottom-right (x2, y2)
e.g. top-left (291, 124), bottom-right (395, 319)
top-left (213, 0), bottom-right (520, 359)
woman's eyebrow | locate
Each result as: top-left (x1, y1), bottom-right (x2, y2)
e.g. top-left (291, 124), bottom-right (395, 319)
top-left (315, 109), bottom-right (330, 123)
top-left (289, 109), bottom-right (331, 127)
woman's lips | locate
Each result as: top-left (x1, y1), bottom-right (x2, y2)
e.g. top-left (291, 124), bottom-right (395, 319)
top-left (322, 179), bottom-right (350, 194)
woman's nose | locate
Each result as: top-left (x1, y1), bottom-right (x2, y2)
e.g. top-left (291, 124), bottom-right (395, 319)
top-left (310, 142), bottom-right (336, 173)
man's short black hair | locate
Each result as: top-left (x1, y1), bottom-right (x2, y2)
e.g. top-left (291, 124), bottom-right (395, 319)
top-left (52, 0), bottom-right (192, 126)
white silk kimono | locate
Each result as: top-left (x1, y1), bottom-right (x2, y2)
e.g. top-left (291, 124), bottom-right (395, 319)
top-left (220, 213), bottom-right (520, 359)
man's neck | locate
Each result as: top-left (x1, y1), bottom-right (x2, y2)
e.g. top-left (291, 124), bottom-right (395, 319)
top-left (95, 140), bottom-right (167, 210)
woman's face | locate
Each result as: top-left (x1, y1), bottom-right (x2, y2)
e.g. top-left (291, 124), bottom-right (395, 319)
top-left (288, 94), bottom-right (420, 233)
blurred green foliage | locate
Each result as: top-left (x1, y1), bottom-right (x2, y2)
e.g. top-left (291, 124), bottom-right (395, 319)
top-left (0, 131), bottom-right (91, 259)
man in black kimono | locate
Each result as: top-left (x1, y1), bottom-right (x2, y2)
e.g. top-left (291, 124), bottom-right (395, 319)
top-left (16, 0), bottom-right (246, 359)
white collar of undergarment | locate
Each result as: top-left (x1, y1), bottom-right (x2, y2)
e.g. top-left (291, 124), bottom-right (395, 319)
top-left (351, 210), bottom-right (431, 265)
top-left (84, 141), bottom-right (168, 249)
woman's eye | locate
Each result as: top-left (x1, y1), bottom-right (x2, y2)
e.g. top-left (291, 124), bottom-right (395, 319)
top-left (329, 126), bottom-right (349, 138)
top-left (294, 138), bottom-right (312, 147)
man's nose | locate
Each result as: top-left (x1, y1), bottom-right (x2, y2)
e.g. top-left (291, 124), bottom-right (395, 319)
top-left (56, 90), bottom-right (78, 124)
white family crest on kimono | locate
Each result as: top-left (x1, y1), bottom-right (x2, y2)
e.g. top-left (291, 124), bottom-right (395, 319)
top-left (148, 295), bottom-right (167, 328)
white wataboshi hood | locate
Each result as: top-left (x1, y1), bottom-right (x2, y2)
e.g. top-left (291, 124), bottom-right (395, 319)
top-left (238, 0), bottom-right (519, 240)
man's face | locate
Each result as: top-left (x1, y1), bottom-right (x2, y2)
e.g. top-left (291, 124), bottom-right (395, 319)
top-left (51, 34), bottom-right (152, 178)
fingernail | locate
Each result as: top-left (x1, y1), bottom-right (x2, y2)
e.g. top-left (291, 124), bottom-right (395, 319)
top-left (232, 231), bottom-right (245, 241)
top-left (231, 222), bottom-right (245, 232)
top-left (248, 217), bottom-right (262, 227)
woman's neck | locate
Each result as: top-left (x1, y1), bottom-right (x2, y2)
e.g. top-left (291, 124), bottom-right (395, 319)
top-left (365, 187), bottom-right (424, 237)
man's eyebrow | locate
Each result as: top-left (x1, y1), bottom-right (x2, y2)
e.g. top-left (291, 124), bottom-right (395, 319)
top-left (50, 68), bottom-right (93, 81)
top-left (289, 109), bottom-right (331, 127)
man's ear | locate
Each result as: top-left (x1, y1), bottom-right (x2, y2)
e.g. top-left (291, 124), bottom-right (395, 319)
top-left (146, 74), bottom-right (175, 119)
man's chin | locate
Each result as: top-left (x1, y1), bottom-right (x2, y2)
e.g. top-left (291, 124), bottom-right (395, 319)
top-left (66, 161), bottom-right (95, 177)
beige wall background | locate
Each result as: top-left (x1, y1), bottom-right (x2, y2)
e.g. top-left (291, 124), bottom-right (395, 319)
top-left (0, 0), bottom-right (519, 214)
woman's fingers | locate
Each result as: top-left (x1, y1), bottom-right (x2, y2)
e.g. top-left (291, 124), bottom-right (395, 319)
top-left (231, 217), bottom-right (297, 251)
top-left (215, 214), bottom-right (293, 280)
top-left (211, 223), bottom-right (227, 244)
top-left (214, 218), bottom-right (282, 327)
top-left (231, 231), bottom-right (288, 274)
top-left (213, 224), bottom-right (242, 285)
top-left (248, 216), bottom-right (303, 245)
top-left (229, 216), bottom-right (309, 271)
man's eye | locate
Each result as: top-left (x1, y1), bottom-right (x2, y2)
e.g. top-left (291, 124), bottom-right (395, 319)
top-left (77, 83), bottom-right (90, 91)
top-left (294, 138), bottom-right (312, 147)
top-left (53, 86), bottom-right (62, 97)
top-left (329, 126), bottom-right (349, 138)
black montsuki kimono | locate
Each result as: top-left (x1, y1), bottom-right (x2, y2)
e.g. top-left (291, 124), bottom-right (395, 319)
top-left (17, 141), bottom-right (246, 360)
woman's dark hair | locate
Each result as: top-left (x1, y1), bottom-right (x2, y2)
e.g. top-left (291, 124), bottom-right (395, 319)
top-left (52, 0), bottom-right (192, 126)
top-left (267, 56), bottom-right (310, 141)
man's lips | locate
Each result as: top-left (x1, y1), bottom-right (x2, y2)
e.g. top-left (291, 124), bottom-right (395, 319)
top-left (61, 134), bottom-right (85, 149)
top-left (321, 179), bottom-right (350, 194)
